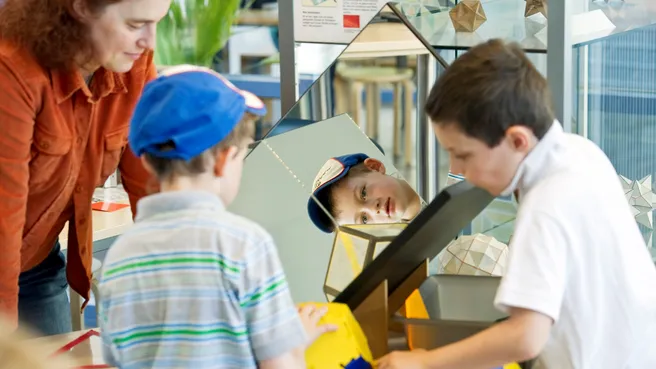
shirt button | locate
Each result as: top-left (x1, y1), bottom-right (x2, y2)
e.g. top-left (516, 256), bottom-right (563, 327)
top-left (75, 185), bottom-right (83, 193)
top-left (79, 218), bottom-right (86, 225)
top-left (40, 141), bottom-right (50, 150)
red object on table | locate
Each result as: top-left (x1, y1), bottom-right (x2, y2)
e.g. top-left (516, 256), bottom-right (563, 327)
top-left (51, 329), bottom-right (112, 368)
top-left (91, 202), bottom-right (130, 212)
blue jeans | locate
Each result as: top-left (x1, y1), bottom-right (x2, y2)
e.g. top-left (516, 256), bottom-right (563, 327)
top-left (18, 241), bottom-right (72, 336)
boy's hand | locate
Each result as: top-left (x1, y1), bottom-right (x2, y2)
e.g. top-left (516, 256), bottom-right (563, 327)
top-left (376, 349), bottom-right (429, 369)
top-left (297, 304), bottom-right (338, 346)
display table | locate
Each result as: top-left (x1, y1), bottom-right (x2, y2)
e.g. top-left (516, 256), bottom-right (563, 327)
top-left (59, 189), bottom-right (133, 251)
top-left (236, 8), bottom-right (278, 27)
top-left (341, 22), bottom-right (430, 59)
top-left (29, 329), bottom-right (113, 369)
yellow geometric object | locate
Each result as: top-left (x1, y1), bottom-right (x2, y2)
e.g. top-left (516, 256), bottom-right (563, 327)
top-left (324, 223), bottom-right (407, 301)
top-left (300, 302), bottom-right (374, 369)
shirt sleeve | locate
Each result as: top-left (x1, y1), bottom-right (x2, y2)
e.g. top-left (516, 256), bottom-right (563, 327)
top-left (0, 58), bottom-right (36, 326)
top-left (494, 210), bottom-right (569, 322)
top-left (118, 50), bottom-right (159, 216)
top-left (239, 237), bottom-right (307, 361)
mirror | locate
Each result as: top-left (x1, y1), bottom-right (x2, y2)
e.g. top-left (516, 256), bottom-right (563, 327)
top-left (230, 5), bottom-right (443, 302)
top-left (230, 3), bottom-right (507, 303)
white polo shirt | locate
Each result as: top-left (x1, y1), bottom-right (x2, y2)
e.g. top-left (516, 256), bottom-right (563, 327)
top-left (494, 122), bottom-right (656, 369)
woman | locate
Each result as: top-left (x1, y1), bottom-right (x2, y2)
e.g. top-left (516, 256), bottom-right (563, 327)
top-left (0, 0), bottom-right (171, 335)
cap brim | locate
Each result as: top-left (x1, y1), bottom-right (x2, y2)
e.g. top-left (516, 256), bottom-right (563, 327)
top-left (307, 168), bottom-right (352, 233)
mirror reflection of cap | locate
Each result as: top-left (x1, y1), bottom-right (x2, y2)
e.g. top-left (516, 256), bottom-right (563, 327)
top-left (307, 153), bottom-right (369, 233)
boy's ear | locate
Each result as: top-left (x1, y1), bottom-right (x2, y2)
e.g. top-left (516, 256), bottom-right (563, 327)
top-left (363, 158), bottom-right (386, 174)
top-left (505, 126), bottom-right (535, 153)
top-left (140, 156), bottom-right (156, 176)
top-left (213, 146), bottom-right (239, 177)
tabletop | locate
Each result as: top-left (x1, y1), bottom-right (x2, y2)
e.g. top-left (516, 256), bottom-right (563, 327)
top-left (339, 22), bottom-right (430, 59)
top-left (236, 8), bottom-right (279, 27)
top-left (59, 187), bottom-right (133, 251)
top-left (29, 329), bottom-right (113, 369)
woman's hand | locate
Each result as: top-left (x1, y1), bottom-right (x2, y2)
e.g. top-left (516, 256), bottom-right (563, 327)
top-left (297, 304), bottom-right (338, 346)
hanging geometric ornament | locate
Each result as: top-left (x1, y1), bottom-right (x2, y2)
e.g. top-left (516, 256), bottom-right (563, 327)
top-left (619, 174), bottom-right (656, 229)
top-left (449, 0), bottom-right (487, 32)
top-left (525, 0), bottom-right (548, 18)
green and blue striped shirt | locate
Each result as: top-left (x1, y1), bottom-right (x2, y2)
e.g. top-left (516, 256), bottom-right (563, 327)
top-left (98, 191), bottom-right (307, 369)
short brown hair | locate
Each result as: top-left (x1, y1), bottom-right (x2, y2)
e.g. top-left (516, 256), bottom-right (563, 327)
top-left (425, 39), bottom-right (554, 147)
top-left (318, 163), bottom-right (371, 231)
top-left (145, 113), bottom-right (257, 182)
top-left (0, 0), bottom-right (122, 70)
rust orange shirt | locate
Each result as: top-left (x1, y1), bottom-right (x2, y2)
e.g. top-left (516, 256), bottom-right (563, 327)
top-left (0, 41), bottom-right (157, 325)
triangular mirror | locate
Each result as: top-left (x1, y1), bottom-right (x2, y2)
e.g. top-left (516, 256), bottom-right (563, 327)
top-left (229, 3), bottom-right (462, 304)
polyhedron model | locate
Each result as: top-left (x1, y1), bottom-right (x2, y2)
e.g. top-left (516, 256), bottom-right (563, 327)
top-left (619, 174), bottom-right (655, 229)
top-left (525, 0), bottom-right (548, 18)
top-left (435, 234), bottom-right (508, 276)
top-left (324, 223), bottom-right (407, 301)
top-left (449, 0), bottom-right (487, 32)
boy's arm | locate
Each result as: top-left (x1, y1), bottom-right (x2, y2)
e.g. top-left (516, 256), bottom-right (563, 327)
top-left (240, 236), bottom-right (308, 367)
top-left (379, 307), bottom-right (552, 369)
top-left (380, 210), bottom-right (567, 369)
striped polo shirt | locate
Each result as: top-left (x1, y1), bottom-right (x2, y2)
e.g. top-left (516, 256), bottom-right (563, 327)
top-left (98, 191), bottom-right (307, 369)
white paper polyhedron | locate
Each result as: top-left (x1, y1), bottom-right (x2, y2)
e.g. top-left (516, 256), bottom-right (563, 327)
top-left (619, 175), bottom-right (655, 229)
top-left (436, 234), bottom-right (508, 276)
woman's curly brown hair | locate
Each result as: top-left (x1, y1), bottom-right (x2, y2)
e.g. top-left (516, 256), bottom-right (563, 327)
top-left (0, 0), bottom-right (122, 70)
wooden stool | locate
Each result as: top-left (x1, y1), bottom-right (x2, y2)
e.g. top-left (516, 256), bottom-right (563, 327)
top-left (69, 258), bottom-right (102, 331)
top-left (334, 63), bottom-right (415, 166)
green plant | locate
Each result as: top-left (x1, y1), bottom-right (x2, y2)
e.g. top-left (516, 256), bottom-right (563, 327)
top-left (154, 0), bottom-right (252, 68)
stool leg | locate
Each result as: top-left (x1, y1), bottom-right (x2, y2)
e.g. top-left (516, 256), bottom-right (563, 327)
top-left (350, 81), bottom-right (364, 127)
top-left (69, 286), bottom-right (84, 331)
top-left (404, 80), bottom-right (415, 167)
top-left (333, 75), bottom-right (348, 116)
top-left (393, 82), bottom-right (402, 159)
top-left (365, 83), bottom-right (376, 137)
top-left (372, 83), bottom-right (380, 139)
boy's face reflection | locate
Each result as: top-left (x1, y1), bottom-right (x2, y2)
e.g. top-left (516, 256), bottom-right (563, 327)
top-left (330, 159), bottom-right (417, 225)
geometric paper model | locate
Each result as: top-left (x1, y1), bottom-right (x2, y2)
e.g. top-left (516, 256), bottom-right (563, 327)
top-left (619, 174), bottom-right (656, 229)
top-left (324, 223), bottom-right (407, 301)
top-left (435, 234), bottom-right (508, 276)
top-left (300, 302), bottom-right (374, 369)
top-left (525, 0), bottom-right (548, 18)
top-left (449, 0), bottom-right (487, 32)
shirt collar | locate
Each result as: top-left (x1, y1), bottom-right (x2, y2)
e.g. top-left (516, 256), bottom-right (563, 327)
top-left (500, 121), bottom-right (565, 199)
top-left (136, 190), bottom-right (225, 221)
top-left (52, 66), bottom-right (128, 104)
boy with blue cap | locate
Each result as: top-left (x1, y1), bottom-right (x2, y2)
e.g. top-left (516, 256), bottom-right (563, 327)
top-left (98, 65), bottom-right (334, 369)
top-left (308, 153), bottom-right (423, 232)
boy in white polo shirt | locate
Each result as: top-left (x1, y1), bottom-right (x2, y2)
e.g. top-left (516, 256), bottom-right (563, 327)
top-left (378, 39), bottom-right (656, 369)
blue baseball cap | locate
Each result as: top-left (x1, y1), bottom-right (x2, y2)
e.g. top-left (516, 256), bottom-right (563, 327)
top-left (307, 153), bottom-right (369, 233)
top-left (129, 65), bottom-right (267, 160)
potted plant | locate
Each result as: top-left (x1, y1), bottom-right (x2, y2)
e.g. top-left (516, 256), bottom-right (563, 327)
top-left (154, 0), bottom-right (252, 69)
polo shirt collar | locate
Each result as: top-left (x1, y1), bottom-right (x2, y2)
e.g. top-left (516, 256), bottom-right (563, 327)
top-left (136, 190), bottom-right (226, 221)
top-left (500, 121), bottom-right (566, 199)
top-left (52, 66), bottom-right (128, 104)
